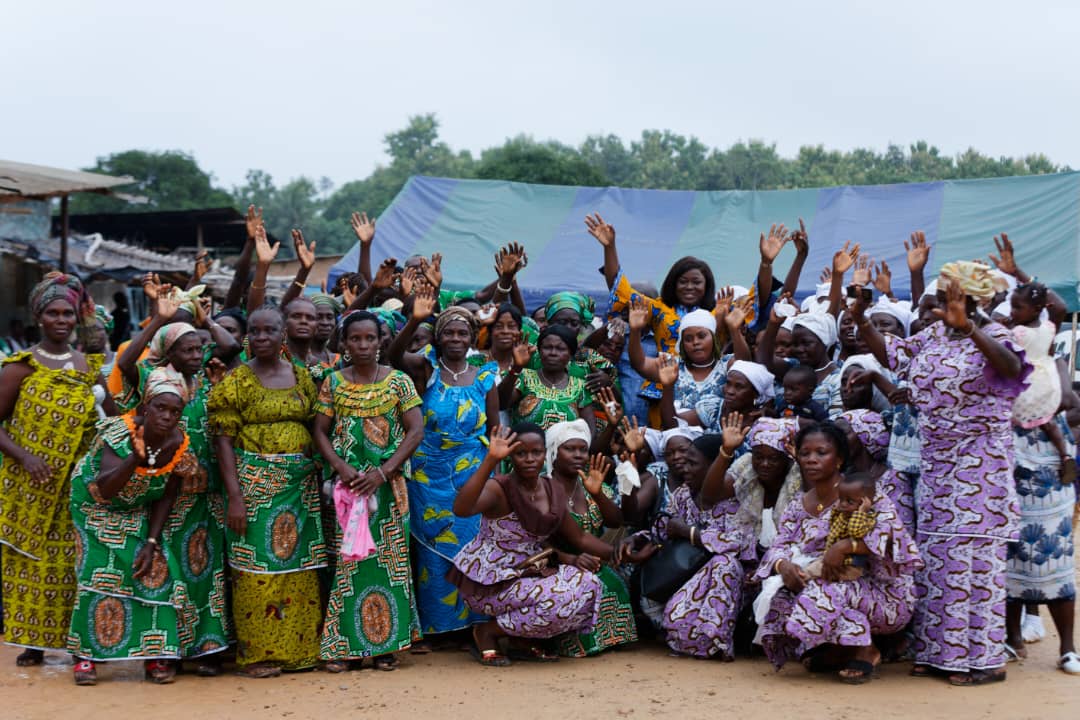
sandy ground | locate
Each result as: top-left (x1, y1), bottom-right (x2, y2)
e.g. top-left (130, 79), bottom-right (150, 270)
top-left (3, 609), bottom-right (1080, 720)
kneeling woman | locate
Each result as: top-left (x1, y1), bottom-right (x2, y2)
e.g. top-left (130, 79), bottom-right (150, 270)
top-left (620, 417), bottom-right (757, 660)
top-left (67, 368), bottom-right (199, 685)
top-left (752, 422), bottom-right (922, 683)
top-left (449, 424), bottom-right (614, 666)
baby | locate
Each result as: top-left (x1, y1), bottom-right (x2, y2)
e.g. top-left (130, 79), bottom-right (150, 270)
top-left (774, 364), bottom-right (828, 421)
top-left (807, 471), bottom-right (875, 581)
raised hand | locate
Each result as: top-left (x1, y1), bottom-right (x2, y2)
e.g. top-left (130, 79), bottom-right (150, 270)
top-left (245, 205), bottom-right (263, 241)
top-left (580, 454), bottom-right (613, 496)
top-left (494, 242), bottom-right (527, 278)
top-left (657, 352), bottom-right (679, 386)
top-left (720, 411), bottom-right (749, 453)
top-left (594, 386), bottom-right (624, 425)
top-left (847, 284), bottom-right (871, 321)
top-left (422, 253), bottom-right (443, 289)
top-left (192, 250), bottom-right (211, 283)
top-left (488, 426), bottom-right (521, 461)
top-left (724, 303), bottom-right (746, 332)
top-left (142, 272), bottom-right (163, 302)
top-left (714, 286), bottom-right (733, 327)
top-left (832, 241), bottom-right (860, 275)
top-left (852, 254), bottom-right (872, 287)
top-left (819, 267), bottom-right (833, 285)
top-left (350, 211), bottom-right (375, 245)
top-left (770, 291), bottom-right (795, 325)
top-left (372, 258), bottom-right (398, 290)
top-left (989, 232), bottom-right (1019, 277)
top-left (872, 261), bottom-right (892, 296)
top-left (791, 218), bottom-right (809, 255)
top-left (759, 223), bottom-right (790, 263)
top-left (931, 278), bottom-right (973, 331)
top-left (584, 213), bottom-right (615, 247)
top-left (341, 284), bottom-right (357, 308)
top-left (904, 230), bottom-right (930, 273)
top-left (511, 337), bottom-right (534, 369)
top-left (193, 296), bottom-right (212, 328)
top-left (205, 357), bottom-right (227, 385)
top-left (254, 223), bottom-right (280, 265)
top-left (619, 416), bottom-right (646, 454)
top-left (628, 296), bottom-right (650, 331)
top-left (292, 229), bottom-right (316, 270)
top-left (155, 291), bottom-right (182, 322)
top-left (400, 265), bottom-right (419, 297)
top-left (412, 283), bottom-right (437, 320)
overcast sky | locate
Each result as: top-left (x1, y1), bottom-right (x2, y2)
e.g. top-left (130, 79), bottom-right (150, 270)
top-left (4, 1), bottom-right (1078, 190)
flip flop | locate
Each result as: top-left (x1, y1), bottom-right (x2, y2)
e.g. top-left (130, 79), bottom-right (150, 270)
top-left (909, 663), bottom-right (936, 678)
top-left (322, 660), bottom-right (349, 674)
top-left (470, 626), bottom-right (510, 667)
top-left (144, 659), bottom-right (176, 684)
top-left (1004, 643), bottom-right (1025, 663)
top-left (949, 669), bottom-right (1006, 686)
top-left (236, 663), bottom-right (283, 679)
top-left (838, 659), bottom-right (877, 685)
top-left (16, 649), bottom-right (44, 667)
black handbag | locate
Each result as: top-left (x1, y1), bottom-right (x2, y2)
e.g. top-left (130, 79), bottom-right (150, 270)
top-left (638, 513), bottom-right (712, 602)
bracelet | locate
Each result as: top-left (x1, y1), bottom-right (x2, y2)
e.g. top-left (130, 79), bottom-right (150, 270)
top-left (774, 558), bottom-right (785, 575)
top-left (251, 283), bottom-right (266, 290)
top-left (718, 447), bottom-right (733, 460)
top-left (293, 280), bottom-right (305, 288)
top-left (496, 282), bottom-right (513, 293)
top-left (689, 526), bottom-right (697, 547)
top-left (851, 538), bottom-right (858, 553)
top-left (376, 467), bottom-right (388, 484)
top-left (146, 537), bottom-right (158, 547)
top-left (958, 322), bottom-right (975, 338)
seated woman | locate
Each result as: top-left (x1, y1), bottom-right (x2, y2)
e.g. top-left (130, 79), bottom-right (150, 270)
top-left (620, 419), bottom-right (756, 660)
top-left (545, 420), bottom-right (637, 657)
top-left (672, 360), bottom-right (774, 444)
top-left (448, 424), bottom-right (614, 666)
top-left (730, 418), bottom-right (804, 551)
top-left (752, 422), bottom-right (922, 684)
top-left (67, 368), bottom-right (200, 686)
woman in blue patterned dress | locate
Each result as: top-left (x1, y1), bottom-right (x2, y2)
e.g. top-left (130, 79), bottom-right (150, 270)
top-left (389, 294), bottom-right (499, 643)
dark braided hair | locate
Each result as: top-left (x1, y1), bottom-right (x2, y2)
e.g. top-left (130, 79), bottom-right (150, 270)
top-left (1014, 281), bottom-right (1048, 310)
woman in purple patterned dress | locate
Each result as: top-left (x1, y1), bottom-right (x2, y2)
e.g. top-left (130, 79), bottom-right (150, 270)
top-left (619, 419), bottom-right (757, 660)
top-left (852, 261), bottom-right (1032, 686)
top-left (753, 423), bottom-right (922, 683)
top-left (448, 423), bottom-right (612, 666)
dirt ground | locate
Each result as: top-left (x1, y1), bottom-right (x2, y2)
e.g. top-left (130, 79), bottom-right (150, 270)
top-left (3, 608), bottom-right (1080, 720)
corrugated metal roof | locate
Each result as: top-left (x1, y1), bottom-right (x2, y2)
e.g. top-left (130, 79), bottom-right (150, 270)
top-left (0, 159), bottom-right (133, 198)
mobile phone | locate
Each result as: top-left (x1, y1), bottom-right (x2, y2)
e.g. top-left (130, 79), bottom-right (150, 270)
top-left (846, 285), bottom-right (872, 302)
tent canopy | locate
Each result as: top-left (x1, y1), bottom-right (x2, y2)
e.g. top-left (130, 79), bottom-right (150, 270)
top-left (330, 172), bottom-right (1080, 312)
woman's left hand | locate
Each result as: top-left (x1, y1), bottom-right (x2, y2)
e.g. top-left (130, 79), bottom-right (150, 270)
top-left (353, 467), bottom-right (389, 496)
top-left (573, 553), bottom-right (602, 572)
top-left (580, 454), bottom-right (612, 496)
top-left (593, 385), bottom-right (622, 423)
top-left (932, 279), bottom-right (973, 331)
top-left (720, 411), bottom-right (749, 454)
top-left (132, 541), bottom-right (158, 579)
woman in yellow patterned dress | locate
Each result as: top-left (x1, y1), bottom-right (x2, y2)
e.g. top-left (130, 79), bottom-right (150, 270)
top-left (207, 306), bottom-right (327, 679)
top-left (0, 273), bottom-right (113, 666)
top-left (313, 310), bottom-right (424, 672)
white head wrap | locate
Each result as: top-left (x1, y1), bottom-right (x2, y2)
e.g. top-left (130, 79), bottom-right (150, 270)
top-left (643, 428), bottom-right (665, 460)
top-left (780, 315), bottom-right (797, 333)
top-left (792, 312), bottom-right (839, 350)
top-left (866, 297), bottom-right (913, 336)
top-left (545, 419), bottom-right (591, 473)
top-left (730, 285), bottom-right (750, 301)
top-left (660, 425), bottom-right (703, 452)
top-left (728, 360), bottom-right (776, 405)
top-left (677, 309), bottom-right (717, 348)
top-left (839, 354), bottom-right (889, 412)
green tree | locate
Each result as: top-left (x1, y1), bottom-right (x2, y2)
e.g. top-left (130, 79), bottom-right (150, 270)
top-left (475, 136), bottom-right (606, 186)
top-left (69, 149), bottom-right (232, 214)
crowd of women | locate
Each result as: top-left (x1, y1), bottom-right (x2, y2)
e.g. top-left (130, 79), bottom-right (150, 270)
top-left (0, 205), bottom-right (1076, 689)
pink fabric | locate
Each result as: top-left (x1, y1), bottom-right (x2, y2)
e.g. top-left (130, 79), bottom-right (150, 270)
top-left (333, 481), bottom-right (376, 562)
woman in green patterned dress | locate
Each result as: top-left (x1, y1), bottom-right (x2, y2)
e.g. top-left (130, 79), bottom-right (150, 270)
top-left (67, 367), bottom-right (199, 685)
top-left (500, 325), bottom-right (597, 434)
top-left (207, 306), bottom-right (327, 679)
top-left (115, 291), bottom-right (236, 674)
top-left (312, 310), bottom-right (424, 672)
top-left (545, 420), bottom-right (638, 657)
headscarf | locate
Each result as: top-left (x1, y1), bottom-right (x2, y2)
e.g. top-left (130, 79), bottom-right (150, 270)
top-left (143, 365), bottom-right (190, 402)
top-left (792, 312), bottom-right (839, 350)
top-left (747, 417), bottom-right (799, 456)
top-left (147, 322), bottom-right (198, 366)
top-left (780, 315), bottom-right (797, 333)
top-left (545, 419), bottom-right (591, 473)
top-left (661, 425), bottom-right (703, 452)
top-left (677, 309), bottom-right (717, 349)
top-left (866, 297), bottom-right (913, 336)
top-left (435, 306), bottom-right (477, 340)
top-left (800, 282), bottom-right (832, 313)
top-left (545, 292), bottom-right (595, 324)
top-left (311, 293), bottom-right (343, 314)
top-left (837, 409), bottom-right (889, 461)
top-left (520, 316), bottom-right (541, 345)
top-left (166, 284), bottom-right (205, 318)
top-left (728, 360), bottom-right (776, 405)
top-left (938, 261), bottom-right (995, 300)
top-left (839, 354), bottom-right (890, 412)
top-left (94, 305), bottom-right (114, 334)
top-left (643, 428), bottom-right (665, 460)
top-left (29, 272), bottom-right (95, 325)
top-left (371, 307), bottom-right (406, 335)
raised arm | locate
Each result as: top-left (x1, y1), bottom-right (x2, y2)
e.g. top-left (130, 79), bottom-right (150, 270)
top-left (905, 231), bottom-right (930, 302)
top-left (246, 222), bottom-right (280, 311)
top-left (757, 223), bottom-right (790, 308)
top-left (491, 242), bottom-right (527, 306)
top-left (585, 213), bottom-right (620, 289)
top-left (627, 297), bottom-right (660, 380)
top-left (849, 293), bottom-right (888, 367)
top-left (387, 285), bottom-right (437, 389)
top-left (724, 304), bottom-right (751, 362)
top-left (497, 339), bottom-right (531, 409)
top-left (225, 206), bottom-right (260, 309)
top-left (989, 232), bottom-right (1067, 328)
top-left (828, 241), bottom-right (860, 317)
top-left (350, 211), bottom-right (376, 284)
top-left (186, 250), bottom-right (211, 291)
top-left (194, 297), bottom-right (241, 363)
top-left (346, 258), bottom-right (398, 312)
top-left (781, 219), bottom-right (809, 297)
top-left (117, 291), bottom-right (182, 386)
top-left (700, 412), bottom-right (747, 507)
top-left (280, 229), bottom-right (316, 308)
top-left (580, 454), bottom-right (621, 527)
top-left (453, 427), bottom-right (517, 517)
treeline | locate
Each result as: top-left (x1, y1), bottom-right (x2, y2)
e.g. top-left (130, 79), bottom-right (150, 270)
top-left (69, 113), bottom-right (1069, 255)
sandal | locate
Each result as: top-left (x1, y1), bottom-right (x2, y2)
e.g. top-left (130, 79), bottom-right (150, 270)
top-left (372, 654), bottom-right (399, 672)
top-left (507, 644), bottom-right (558, 663)
top-left (409, 641), bottom-right (432, 655)
top-left (144, 659), bottom-right (177, 684)
top-left (909, 663), bottom-right (935, 678)
top-left (16, 649), bottom-right (44, 667)
top-left (73, 660), bottom-right (97, 686)
top-left (323, 660), bottom-right (349, 674)
top-left (838, 659), bottom-right (877, 685)
top-left (1004, 643), bottom-right (1026, 663)
top-left (470, 626), bottom-right (510, 667)
top-left (236, 663), bottom-right (283, 679)
top-left (802, 648), bottom-right (843, 674)
top-left (1059, 651), bottom-right (1080, 675)
top-left (949, 669), bottom-right (1006, 686)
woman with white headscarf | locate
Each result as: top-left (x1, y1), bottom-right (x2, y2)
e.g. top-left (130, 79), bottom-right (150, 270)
top-left (544, 420), bottom-right (637, 657)
top-left (680, 360), bottom-right (775, 454)
top-left (788, 313), bottom-right (844, 417)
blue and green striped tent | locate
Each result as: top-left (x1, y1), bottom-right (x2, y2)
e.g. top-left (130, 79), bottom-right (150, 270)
top-left (330, 172), bottom-right (1080, 311)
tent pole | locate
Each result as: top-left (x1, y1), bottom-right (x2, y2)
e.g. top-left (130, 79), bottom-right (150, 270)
top-left (1070, 313), bottom-right (1077, 382)
top-left (59, 194), bottom-right (69, 273)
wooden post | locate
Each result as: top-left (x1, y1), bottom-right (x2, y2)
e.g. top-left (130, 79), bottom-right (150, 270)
top-left (59, 194), bottom-right (69, 272)
top-left (196, 222), bottom-right (204, 251)
top-left (1069, 312), bottom-right (1077, 381)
